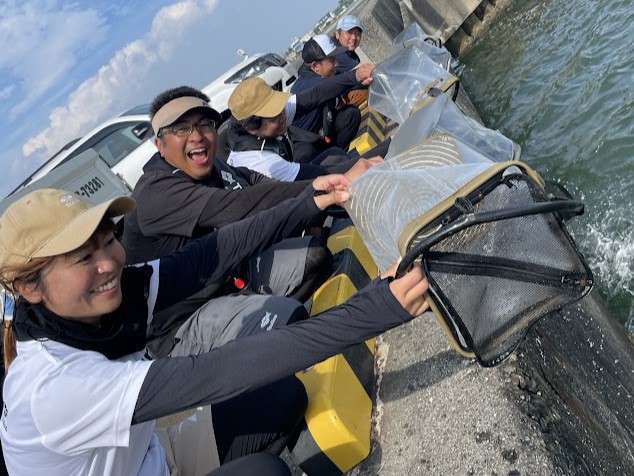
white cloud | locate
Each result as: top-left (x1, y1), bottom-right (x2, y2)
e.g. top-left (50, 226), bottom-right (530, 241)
top-left (22, 0), bottom-right (220, 159)
top-left (0, 85), bottom-right (15, 101)
top-left (0, 1), bottom-right (108, 120)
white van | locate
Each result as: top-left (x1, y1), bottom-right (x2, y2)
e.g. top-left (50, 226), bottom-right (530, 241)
top-left (5, 52), bottom-right (297, 203)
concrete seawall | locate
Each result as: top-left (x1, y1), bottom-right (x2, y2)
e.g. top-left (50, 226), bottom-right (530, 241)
top-left (355, 0), bottom-right (515, 63)
top-left (340, 1), bottom-right (634, 474)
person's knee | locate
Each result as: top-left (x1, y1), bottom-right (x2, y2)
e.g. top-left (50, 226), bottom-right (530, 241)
top-left (286, 302), bottom-right (309, 325)
top-left (287, 237), bottom-right (332, 303)
top-left (304, 236), bottom-right (332, 277)
top-left (337, 105), bottom-right (361, 128)
top-left (334, 105), bottom-right (361, 148)
top-left (285, 376), bottom-right (308, 417)
top-left (249, 454), bottom-right (292, 476)
top-left (260, 376), bottom-right (308, 455)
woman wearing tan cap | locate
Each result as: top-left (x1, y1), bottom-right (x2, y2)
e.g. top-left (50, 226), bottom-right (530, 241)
top-left (0, 180), bottom-right (428, 475)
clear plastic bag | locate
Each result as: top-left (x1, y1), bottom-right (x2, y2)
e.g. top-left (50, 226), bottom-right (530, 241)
top-left (386, 22), bottom-right (452, 70)
top-left (345, 134), bottom-right (494, 272)
top-left (368, 46), bottom-right (458, 124)
top-left (385, 92), bottom-right (521, 162)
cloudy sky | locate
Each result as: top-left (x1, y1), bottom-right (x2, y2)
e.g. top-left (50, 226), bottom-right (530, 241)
top-left (0, 0), bottom-right (338, 197)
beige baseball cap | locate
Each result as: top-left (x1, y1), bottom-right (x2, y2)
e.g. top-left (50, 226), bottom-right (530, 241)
top-left (151, 96), bottom-right (221, 135)
top-left (0, 189), bottom-right (135, 276)
top-left (228, 77), bottom-right (291, 121)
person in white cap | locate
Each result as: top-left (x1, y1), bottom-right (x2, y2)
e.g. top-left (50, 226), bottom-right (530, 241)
top-left (291, 34), bottom-right (363, 151)
top-left (0, 186), bottom-right (429, 476)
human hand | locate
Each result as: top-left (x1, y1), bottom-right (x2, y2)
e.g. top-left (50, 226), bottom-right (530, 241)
top-left (343, 156), bottom-right (383, 182)
top-left (354, 63), bottom-right (375, 86)
top-left (387, 265), bottom-right (429, 317)
top-left (311, 174), bottom-right (351, 210)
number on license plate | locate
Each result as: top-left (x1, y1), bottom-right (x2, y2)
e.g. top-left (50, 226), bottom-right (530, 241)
top-left (75, 176), bottom-right (106, 199)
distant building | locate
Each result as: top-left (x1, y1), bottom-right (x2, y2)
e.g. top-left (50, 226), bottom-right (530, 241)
top-left (290, 37), bottom-right (303, 53)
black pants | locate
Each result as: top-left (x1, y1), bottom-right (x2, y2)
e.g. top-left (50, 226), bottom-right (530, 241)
top-left (333, 104), bottom-right (362, 150)
top-left (211, 375), bottom-right (308, 463)
top-left (205, 453), bottom-right (291, 476)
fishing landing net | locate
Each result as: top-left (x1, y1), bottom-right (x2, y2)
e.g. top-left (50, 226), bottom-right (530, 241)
top-left (345, 135), bottom-right (593, 366)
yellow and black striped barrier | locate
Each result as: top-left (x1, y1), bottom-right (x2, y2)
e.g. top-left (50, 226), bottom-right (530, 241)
top-left (293, 221), bottom-right (379, 475)
top-left (347, 100), bottom-right (398, 156)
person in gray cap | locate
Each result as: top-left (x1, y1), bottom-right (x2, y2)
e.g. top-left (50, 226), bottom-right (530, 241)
top-left (334, 15), bottom-right (364, 72)
top-left (332, 15), bottom-right (368, 106)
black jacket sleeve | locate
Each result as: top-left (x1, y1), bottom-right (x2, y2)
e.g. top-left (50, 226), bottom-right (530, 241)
top-left (294, 70), bottom-right (359, 118)
top-left (233, 166), bottom-right (273, 185)
top-left (196, 179), bottom-right (309, 228)
top-left (295, 163), bottom-right (330, 180)
top-left (152, 186), bottom-right (321, 313)
top-left (294, 158), bottom-right (357, 180)
top-left (132, 277), bottom-right (413, 423)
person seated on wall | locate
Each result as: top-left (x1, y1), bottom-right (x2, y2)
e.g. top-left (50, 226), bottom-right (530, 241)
top-left (291, 34), bottom-right (361, 152)
top-left (332, 15), bottom-right (368, 107)
top-left (0, 185), bottom-right (430, 476)
top-left (121, 86), bottom-right (337, 358)
top-left (226, 75), bottom-right (388, 182)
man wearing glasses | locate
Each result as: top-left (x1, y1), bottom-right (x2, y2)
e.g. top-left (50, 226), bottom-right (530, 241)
top-left (121, 86), bottom-right (332, 359)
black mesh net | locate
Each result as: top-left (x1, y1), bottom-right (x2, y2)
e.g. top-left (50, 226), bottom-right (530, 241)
top-left (405, 171), bottom-right (594, 366)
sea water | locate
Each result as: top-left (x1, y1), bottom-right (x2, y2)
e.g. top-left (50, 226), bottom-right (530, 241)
top-left (457, 0), bottom-right (634, 333)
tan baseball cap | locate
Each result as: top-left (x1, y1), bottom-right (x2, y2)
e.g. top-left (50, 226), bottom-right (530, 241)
top-left (151, 96), bottom-right (221, 135)
top-left (0, 189), bottom-right (135, 277)
top-left (228, 77), bottom-right (291, 121)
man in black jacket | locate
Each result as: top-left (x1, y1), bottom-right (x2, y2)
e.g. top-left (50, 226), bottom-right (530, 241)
top-left (122, 87), bottom-right (334, 357)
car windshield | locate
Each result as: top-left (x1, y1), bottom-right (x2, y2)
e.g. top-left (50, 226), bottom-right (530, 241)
top-left (119, 104), bottom-right (151, 116)
top-left (54, 120), bottom-right (153, 170)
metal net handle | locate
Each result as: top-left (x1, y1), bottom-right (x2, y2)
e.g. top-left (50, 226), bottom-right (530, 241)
top-left (395, 200), bottom-right (585, 279)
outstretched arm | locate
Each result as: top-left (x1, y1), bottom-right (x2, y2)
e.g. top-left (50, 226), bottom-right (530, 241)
top-left (133, 266), bottom-right (428, 423)
top-left (153, 175), bottom-right (350, 311)
top-left (293, 65), bottom-right (374, 118)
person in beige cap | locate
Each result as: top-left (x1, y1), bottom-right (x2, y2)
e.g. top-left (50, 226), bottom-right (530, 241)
top-left (226, 67), bottom-right (387, 182)
top-left (0, 186), bottom-right (429, 476)
top-left (122, 86), bottom-right (336, 359)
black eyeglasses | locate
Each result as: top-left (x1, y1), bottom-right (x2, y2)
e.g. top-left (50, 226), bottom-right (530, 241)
top-left (161, 119), bottom-right (216, 138)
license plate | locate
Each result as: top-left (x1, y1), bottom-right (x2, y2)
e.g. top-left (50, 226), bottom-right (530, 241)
top-left (74, 176), bottom-right (107, 199)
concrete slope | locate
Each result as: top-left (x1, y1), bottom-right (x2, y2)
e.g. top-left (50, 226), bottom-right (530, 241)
top-left (351, 290), bottom-right (633, 475)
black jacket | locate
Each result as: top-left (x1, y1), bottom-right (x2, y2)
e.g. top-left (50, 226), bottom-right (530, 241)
top-left (122, 153), bottom-right (308, 264)
top-left (291, 65), bottom-right (339, 140)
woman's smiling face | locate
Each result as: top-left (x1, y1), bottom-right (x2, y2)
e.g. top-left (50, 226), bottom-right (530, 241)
top-left (23, 227), bottom-right (125, 326)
